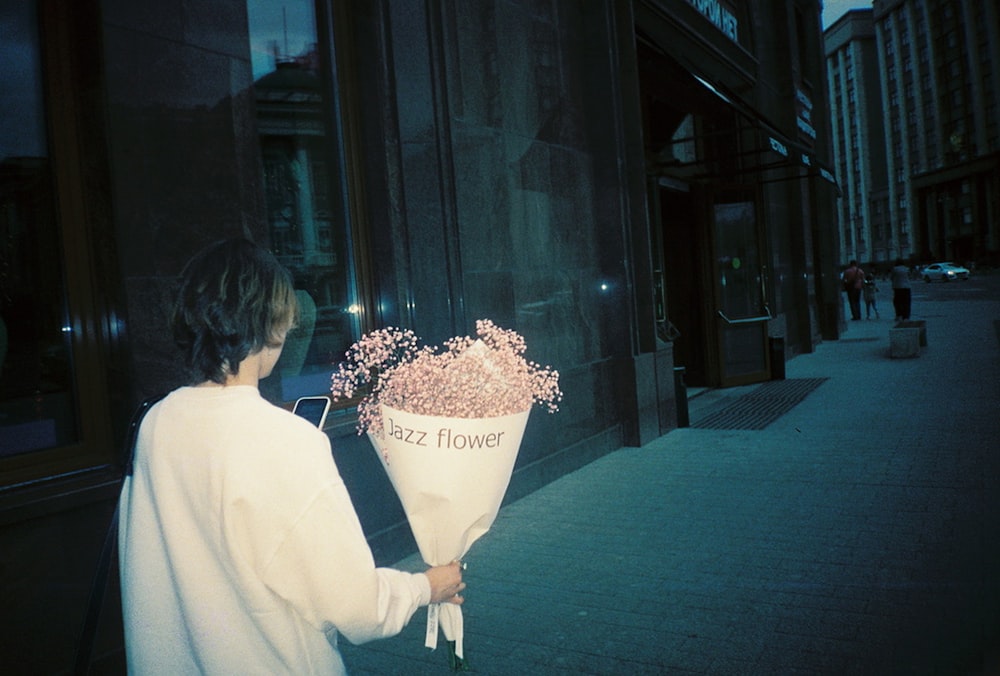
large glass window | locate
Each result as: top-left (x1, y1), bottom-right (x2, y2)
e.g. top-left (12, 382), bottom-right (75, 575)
top-left (0, 1), bottom-right (78, 459)
top-left (247, 1), bottom-right (363, 404)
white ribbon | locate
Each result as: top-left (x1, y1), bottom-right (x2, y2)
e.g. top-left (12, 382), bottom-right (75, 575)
top-left (423, 602), bottom-right (465, 658)
top-left (424, 602), bottom-right (439, 650)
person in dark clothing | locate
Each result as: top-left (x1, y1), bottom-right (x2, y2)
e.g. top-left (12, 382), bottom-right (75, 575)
top-left (843, 260), bottom-right (865, 321)
top-left (891, 258), bottom-right (912, 320)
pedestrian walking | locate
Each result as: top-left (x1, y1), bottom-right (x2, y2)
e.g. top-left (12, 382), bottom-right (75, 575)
top-left (843, 260), bottom-right (865, 321)
top-left (891, 258), bottom-right (912, 320)
top-left (863, 273), bottom-right (879, 319)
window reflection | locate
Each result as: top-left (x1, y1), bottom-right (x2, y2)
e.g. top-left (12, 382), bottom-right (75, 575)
top-left (248, 1), bottom-right (361, 403)
top-left (0, 0), bottom-right (78, 456)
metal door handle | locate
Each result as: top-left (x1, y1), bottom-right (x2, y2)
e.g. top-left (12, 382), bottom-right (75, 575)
top-left (716, 305), bottom-right (773, 324)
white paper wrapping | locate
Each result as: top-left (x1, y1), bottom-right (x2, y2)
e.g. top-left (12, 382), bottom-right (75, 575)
top-left (368, 404), bottom-right (530, 658)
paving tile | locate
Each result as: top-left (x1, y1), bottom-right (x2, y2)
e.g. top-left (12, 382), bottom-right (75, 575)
top-left (341, 283), bottom-right (1000, 674)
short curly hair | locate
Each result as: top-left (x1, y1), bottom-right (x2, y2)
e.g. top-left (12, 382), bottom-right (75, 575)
top-left (172, 238), bottom-right (299, 385)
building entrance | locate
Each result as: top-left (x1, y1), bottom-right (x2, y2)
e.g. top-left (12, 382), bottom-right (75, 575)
top-left (654, 182), bottom-right (771, 388)
top-left (709, 191), bottom-right (771, 386)
top-left (640, 42), bottom-right (772, 388)
top-left (656, 182), bottom-right (707, 386)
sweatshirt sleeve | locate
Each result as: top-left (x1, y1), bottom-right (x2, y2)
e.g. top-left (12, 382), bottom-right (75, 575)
top-left (259, 473), bottom-right (432, 645)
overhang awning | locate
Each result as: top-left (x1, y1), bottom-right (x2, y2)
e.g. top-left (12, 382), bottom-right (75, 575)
top-left (692, 72), bottom-right (839, 191)
top-left (759, 131), bottom-right (841, 192)
top-left (659, 67), bottom-right (840, 194)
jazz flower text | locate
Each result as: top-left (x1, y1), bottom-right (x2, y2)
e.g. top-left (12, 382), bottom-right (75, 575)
top-left (386, 416), bottom-right (506, 450)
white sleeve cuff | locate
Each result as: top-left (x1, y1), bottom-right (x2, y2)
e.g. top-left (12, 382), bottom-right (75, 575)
top-left (414, 572), bottom-right (432, 606)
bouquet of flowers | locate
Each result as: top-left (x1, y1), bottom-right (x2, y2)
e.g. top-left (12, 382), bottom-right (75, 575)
top-left (330, 319), bottom-right (561, 669)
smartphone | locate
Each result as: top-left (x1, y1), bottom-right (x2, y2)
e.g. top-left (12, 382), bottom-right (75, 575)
top-left (292, 396), bottom-right (331, 429)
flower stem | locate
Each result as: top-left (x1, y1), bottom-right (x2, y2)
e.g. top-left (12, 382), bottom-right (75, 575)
top-left (446, 640), bottom-right (471, 671)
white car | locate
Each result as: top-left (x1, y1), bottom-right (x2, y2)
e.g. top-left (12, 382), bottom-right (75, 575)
top-left (922, 262), bottom-right (970, 282)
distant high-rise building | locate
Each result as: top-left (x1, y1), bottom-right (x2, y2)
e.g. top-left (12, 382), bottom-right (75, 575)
top-left (825, 9), bottom-right (886, 264)
top-left (825, 0), bottom-right (1000, 268)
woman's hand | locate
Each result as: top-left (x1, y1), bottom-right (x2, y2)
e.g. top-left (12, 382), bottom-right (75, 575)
top-left (425, 561), bottom-right (466, 604)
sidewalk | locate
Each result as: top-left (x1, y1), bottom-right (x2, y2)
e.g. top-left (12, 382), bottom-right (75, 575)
top-left (341, 282), bottom-right (1000, 674)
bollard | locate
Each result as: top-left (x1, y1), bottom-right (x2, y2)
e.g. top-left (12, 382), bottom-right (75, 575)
top-left (890, 327), bottom-right (920, 358)
top-left (894, 320), bottom-right (927, 347)
top-left (673, 366), bottom-right (689, 428)
top-left (769, 336), bottom-right (786, 380)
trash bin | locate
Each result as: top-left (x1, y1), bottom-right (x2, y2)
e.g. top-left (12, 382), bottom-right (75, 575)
top-left (769, 337), bottom-right (786, 380)
top-left (673, 366), bottom-right (689, 428)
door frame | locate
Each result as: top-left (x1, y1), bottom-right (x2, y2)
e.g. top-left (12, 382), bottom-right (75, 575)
top-left (705, 185), bottom-right (772, 387)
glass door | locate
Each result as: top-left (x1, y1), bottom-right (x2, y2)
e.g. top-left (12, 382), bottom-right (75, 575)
top-left (711, 198), bottom-right (771, 386)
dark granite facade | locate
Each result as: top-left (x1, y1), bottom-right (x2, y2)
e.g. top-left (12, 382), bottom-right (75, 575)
top-left (326, 0), bottom-right (653, 563)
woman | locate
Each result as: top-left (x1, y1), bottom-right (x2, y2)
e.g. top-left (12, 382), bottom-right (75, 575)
top-left (118, 239), bottom-right (463, 673)
top-left (843, 260), bottom-right (865, 320)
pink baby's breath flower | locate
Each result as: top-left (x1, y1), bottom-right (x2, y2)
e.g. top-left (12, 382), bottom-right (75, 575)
top-left (329, 320), bottom-right (562, 437)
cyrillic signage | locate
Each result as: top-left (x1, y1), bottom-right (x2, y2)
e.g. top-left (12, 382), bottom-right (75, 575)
top-left (795, 87), bottom-right (817, 140)
top-left (768, 136), bottom-right (789, 158)
top-left (686, 0), bottom-right (738, 43)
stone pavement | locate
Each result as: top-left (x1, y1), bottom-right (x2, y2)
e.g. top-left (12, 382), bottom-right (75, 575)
top-left (341, 278), bottom-right (1000, 675)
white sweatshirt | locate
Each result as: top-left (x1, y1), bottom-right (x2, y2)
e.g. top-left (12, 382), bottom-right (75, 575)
top-left (119, 386), bottom-right (430, 674)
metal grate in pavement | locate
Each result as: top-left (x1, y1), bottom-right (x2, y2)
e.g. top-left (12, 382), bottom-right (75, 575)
top-left (691, 377), bottom-right (829, 430)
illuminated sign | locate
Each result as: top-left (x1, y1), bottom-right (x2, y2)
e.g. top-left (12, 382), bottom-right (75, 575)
top-left (795, 87), bottom-right (817, 140)
top-left (769, 136), bottom-right (789, 157)
top-left (687, 0), bottom-right (738, 42)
